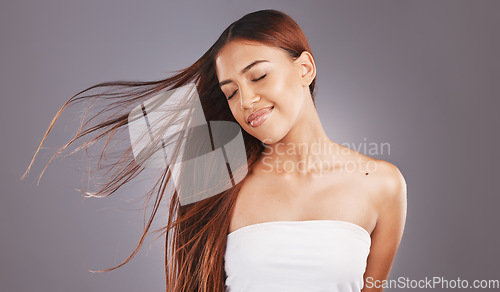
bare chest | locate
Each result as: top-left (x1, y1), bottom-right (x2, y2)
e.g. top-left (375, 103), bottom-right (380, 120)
top-left (228, 171), bottom-right (378, 235)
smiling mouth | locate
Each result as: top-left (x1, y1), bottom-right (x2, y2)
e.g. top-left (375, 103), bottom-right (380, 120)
top-left (248, 106), bottom-right (274, 128)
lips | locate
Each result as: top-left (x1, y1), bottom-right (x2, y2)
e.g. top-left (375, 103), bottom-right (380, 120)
top-left (247, 106), bottom-right (274, 124)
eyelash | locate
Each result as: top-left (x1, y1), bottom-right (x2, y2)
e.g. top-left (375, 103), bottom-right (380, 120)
top-left (227, 74), bottom-right (267, 100)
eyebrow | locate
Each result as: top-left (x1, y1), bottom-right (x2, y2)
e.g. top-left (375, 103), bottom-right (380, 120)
top-left (218, 59), bottom-right (269, 87)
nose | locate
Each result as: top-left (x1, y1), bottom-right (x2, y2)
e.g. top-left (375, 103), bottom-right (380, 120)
top-left (239, 86), bottom-right (260, 110)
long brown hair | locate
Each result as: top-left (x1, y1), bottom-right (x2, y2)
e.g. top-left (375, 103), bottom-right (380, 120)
top-left (21, 9), bottom-right (317, 291)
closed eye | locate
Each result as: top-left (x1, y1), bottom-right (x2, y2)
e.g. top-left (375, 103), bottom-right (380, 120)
top-left (252, 74), bottom-right (267, 82)
top-left (227, 74), bottom-right (267, 100)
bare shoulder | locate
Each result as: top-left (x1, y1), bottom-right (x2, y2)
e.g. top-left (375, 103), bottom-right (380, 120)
top-left (371, 160), bottom-right (406, 193)
top-left (367, 159), bottom-right (407, 226)
top-left (354, 159), bottom-right (408, 282)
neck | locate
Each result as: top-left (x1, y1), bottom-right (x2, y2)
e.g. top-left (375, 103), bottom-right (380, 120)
top-left (257, 96), bottom-right (346, 177)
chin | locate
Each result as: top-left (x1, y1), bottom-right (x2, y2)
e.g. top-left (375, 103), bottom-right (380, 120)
top-left (257, 129), bottom-right (289, 145)
top-left (245, 116), bottom-right (290, 144)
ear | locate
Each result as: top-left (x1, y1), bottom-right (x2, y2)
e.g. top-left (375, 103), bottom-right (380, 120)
top-left (295, 51), bottom-right (316, 87)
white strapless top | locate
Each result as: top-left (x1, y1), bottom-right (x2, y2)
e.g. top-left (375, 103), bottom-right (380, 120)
top-left (224, 220), bottom-right (371, 292)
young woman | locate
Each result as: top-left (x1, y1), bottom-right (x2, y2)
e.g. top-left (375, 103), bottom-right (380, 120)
top-left (23, 9), bottom-right (407, 292)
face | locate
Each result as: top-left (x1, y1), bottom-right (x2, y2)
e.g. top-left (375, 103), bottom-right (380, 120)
top-left (215, 39), bottom-right (315, 144)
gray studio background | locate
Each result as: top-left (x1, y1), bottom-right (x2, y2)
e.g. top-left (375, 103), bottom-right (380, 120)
top-left (1, 1), bottom-right (499, 291)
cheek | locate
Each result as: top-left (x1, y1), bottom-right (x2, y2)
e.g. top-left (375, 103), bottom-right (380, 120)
top-left (270, 70), bottom-right (302, 112)
top-left (226, 69), bottom-right (301, 128)
top-left (228, 104), bottom-right (246, 126)
top-left (271, 65), bottom-right (301, 96)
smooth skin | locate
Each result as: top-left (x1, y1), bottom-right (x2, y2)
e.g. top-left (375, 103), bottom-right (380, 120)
top-left (215, 39), bottom-right (407, 292)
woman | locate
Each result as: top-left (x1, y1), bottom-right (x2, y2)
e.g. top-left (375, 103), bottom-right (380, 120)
top-left (23, 9), bottom-right (407, 292)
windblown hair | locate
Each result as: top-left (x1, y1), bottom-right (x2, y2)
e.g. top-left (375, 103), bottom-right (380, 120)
top-left (22, 9), bottom-right (317, 292)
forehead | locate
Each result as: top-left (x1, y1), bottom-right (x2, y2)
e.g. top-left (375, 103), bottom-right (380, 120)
top-left (215, 40), bottom-right (288, 77)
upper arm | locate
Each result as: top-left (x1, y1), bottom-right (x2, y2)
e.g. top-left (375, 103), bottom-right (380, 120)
top-left (362, 161), bottom-right (407, 292)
